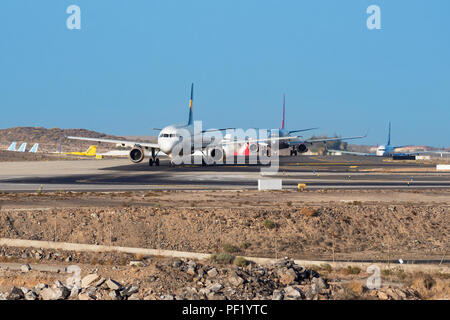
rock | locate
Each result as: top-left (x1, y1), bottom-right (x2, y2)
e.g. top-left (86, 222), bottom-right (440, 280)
top-left (272, 290), bottom-right (284, 300)
top-left (109, 291), bottom-right (122, 300)
top-left (207, 292), bottom-right (226, 300)
top-left (162, 294), bottom-right (174, 300)
top-left (128, 293), bottom-right (140, 300)
top-left (7, 287), bottom-right (24, 300)
top-left (278, 267), bottom-right (297, 285)
top-left (199, 288), bottom-right (211, 296)
top-left (228, 275), bottom-right (244, 287)
top-left (81, 274), bottom-right (99, 288)
top-left (208, 283), bottom-right (223, 293)
top-left (25, 291), bottom-right (38, 301)
top-left (69, 286), bottom-right (80, 299)
top-left (121, 284), bottom-right (140, 297)
top-left (20, 264), bottom-right (31, 272)
top-left (172, 259), bottom-right (182, 268)
top-left (377, 291), bottom-right (390, 300)
top-left (94, 277), bottom-right (106, 287)
top-left (284, 286), bottom-right (303, 300)
top-left (39, 288), bottom-right (57, 300)
top-left (78, 293), bottom-right (95, 300)
top-left (187, 267), bottom-right (197, 276)
top-left (106, 278), bottom-right (122, 291)
top-left (187, 260), bottom-right (197, 269)
top-left (33, 283), bottom-right (47, 295)
top-left (311, 277), bottom-right (328, 292)
top-left (129, 261), bottom-right (146, 267)
top-left (207, 268), bottom-right (218, 278)
top-left (40, 286), bottom-right (70, 300)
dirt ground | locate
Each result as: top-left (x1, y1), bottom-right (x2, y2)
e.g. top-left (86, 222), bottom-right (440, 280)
top-left (0, 189), bottom-right (448, 262)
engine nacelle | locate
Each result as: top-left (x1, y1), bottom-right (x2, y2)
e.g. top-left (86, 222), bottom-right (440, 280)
top-left (209, 148), bottom-right (224, 162)
top-left (248, 143), bottom-right (259, 153)
top-left (129, 146), bottom-right (145, 163)
top-left (297, 144), bottom-right (308, 153)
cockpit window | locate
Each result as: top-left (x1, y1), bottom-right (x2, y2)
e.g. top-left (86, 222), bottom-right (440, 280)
top-left (159, 133), bottom-right (177, 138)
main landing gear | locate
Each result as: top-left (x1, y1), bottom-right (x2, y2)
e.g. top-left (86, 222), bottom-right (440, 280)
top-left (290, 148), bottom-right (298, 156)
top-left (149, 158), bottom-right (160, 166)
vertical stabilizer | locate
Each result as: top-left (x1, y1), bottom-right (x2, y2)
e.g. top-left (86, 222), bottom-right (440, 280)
top-left (7, 142), bottom-right (17, 151)
top-left (17, 143), bottom-right (27, 152)
top-left (29, 143), bottom-right (39, 153)
top-left (187, 83), bottom-right (194, 126)
top-left (86, 146), bottom-right (97, 156)
top-left (387, 122), bottom-right (391, 146)
top-left (281, 94), bottom-right (286, 130)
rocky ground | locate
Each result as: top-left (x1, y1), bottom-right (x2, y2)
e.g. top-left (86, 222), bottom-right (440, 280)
top-left (0, 190), bottom-right (448, 300)
top-left (1, 253), bottom-right (447, 300)
top-left (0, 191), bottom-right (448, 261)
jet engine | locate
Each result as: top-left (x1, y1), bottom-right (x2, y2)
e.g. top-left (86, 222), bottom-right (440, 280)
top-left (129, 146), bottom-right (145, 163)
top-left (209, 148), bottom-right (224, 162)
top-left (297, 144), bottom-right (308, 153)
top-left (248, 143), bottom-right (259, 153)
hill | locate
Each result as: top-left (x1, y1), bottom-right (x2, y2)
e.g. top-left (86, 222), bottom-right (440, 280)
top-left (0, 127), bottom-right (130, 153)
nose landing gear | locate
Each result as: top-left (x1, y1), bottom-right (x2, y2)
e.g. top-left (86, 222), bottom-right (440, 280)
top-left (290, 148), bottom-right (298, 156)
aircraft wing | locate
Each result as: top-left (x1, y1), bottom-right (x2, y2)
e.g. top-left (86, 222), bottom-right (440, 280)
top-left (288, 127), bottom-right (319, 134)
top-left (66, 136), bottom-right (159, 149)
top-left (286, 134), bottom-right (367, 146)
top-left (327, 149), bottom-right (377, 156)
top-left (208, 136), bottom-right (296, 148)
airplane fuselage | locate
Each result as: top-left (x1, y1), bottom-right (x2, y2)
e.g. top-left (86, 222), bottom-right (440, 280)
top-left (376, 144), bottom-right (395, 156)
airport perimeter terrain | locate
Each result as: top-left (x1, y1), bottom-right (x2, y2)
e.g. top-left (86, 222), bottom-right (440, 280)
top-left (0, 155), bottom-right (448, 300)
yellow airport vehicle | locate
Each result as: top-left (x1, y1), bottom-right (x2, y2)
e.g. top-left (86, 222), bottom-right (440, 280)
top-left (297, 183), bottom-right (307, 191)
top-left (66, 145), bottom-right (97, 157)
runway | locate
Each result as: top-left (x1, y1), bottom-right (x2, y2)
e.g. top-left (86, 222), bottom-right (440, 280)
top-left (0, 155), bottom-right (449, 192)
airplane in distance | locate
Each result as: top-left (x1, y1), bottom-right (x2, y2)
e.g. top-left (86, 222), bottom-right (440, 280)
top-left (29, 143), bottom-right (39, 153)
top-left (66, 145), bottom-right (97, 157)
top-left (17, 143), bottom-right (27, 152)
top-left (266, 94), bottom-right (367, 156)
top-left (7, 142), bottom-right (17, 151)
top-left (328, 122), bottom-right (448, 157)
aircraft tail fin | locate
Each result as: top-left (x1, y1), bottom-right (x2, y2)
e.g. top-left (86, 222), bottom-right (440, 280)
top-left (280, 94), bottom-right (286, 130)
top-left (86, 145), bottom-right (97, 156)
top-left (187, 83), bottom-right (194, 126)
top-left (17, 143), bottom-right (27, 152)
top-left (7, 142), bottom-right (17, 151)
top-left (387, 121), bottom-right (391, 146)
top-left (29, 143), bottom-right (39, 153)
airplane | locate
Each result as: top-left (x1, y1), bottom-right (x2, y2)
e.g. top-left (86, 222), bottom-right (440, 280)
top-left (264, 94), bottom-right (367, 156)
top-left (328, 122), bottom-right (446, 157)
top-left (66, 145), bottom-right (97, 157)
top-left (67, 84), bottom-right (247, 166)
top-left (17, 143), bottom-right (27, 152)
top-left (29, 143), bottom-right (39, 153)
top-left (7, 142), bottom-right (17, 151)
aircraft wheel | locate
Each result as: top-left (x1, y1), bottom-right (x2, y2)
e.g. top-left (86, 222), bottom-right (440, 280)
top-left (149, 158), bottom-right (153, 166)
top-left (294, 150), bottom-right (298, 156)
top-left (155, 158), bottom-right (160, 166)
top-left (290, 150), bottom-right (293, 156)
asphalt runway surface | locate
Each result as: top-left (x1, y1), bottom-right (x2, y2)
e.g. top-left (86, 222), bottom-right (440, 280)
top-left (0, 155), bottom-right (449, 192)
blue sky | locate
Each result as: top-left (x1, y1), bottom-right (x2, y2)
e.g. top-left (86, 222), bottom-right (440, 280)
top-left (0, 0), bottom-right (449, 147)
